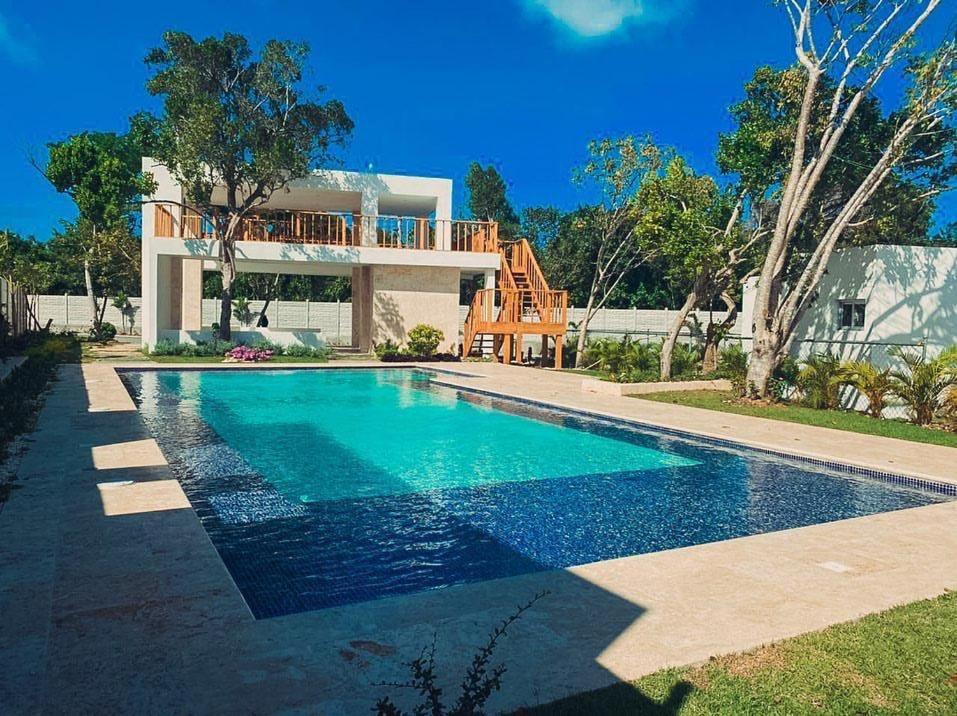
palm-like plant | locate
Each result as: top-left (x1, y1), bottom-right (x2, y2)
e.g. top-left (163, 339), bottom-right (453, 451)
top-left (584, 338), bottom-right (626, 374)
top-left (797, 351), bottom-right (850, 410)
top-left (888, 347), bottom-right (957, 426)
top-left (845, 361), bottom-right (894, 418)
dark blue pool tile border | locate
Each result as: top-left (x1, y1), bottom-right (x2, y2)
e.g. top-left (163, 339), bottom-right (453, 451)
top-left (114, 365), bottom-right (956, 498)
top-left (426, 377), bottom-right (957, 498)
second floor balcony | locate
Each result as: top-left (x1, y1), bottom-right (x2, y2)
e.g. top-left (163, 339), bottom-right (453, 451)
top-left (153, 204), bottom-right (499, 253)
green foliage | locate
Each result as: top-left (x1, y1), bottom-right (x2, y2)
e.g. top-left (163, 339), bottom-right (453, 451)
top-left (232, 297), bottom-right (253, 327)
top-left (583, 337), bottom-right (700, 383)
top-left (90, 322), bottom-right (117, 342)
top-left (718, 65), bottom-right (948, 252)
top-left (669, 342), bottom-right (701, 380)
top-left (1, 333), bottom-right (81, 473)
top-left (406, 324), bottom-right (443, 357)
top-left (715, 344), bottom-right (749, 393)
top-left (465, 163), bottom-right (519, 238)
top-left (888, 347), bottom-right (957, 425)
top-left (797, 352), bottom-right (850, 410)
top-left (44, 126), bottom-right (156, 232)
top-left (145, 31), bottom-right (353, 211)
top-left (768, 355), bottom-right (801, 401)
top-left (845, 361), bottom-right (895, 418)
top-left (281, 344), bottom-right (330, 360)
top-left (150, 338), bottom-right (236, 357)
top-left (374, 339), bottom-right (402, 359)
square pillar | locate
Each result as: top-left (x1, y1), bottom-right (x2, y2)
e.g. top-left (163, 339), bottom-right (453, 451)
top-left (352, 266), bottom-right (373, 351)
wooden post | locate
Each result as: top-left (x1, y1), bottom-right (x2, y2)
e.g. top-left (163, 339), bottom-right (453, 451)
top-left (514, 332), bottom-right (523, 364)
top-left (541, 335), bottom-right (549, 367)
top-left (503, 334), bottom-right (513, 365)
top-left (554, 334), bottom-right (564, 370)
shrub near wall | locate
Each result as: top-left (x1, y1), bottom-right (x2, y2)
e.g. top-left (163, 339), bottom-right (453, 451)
top-left (1, 333), bottom-right (81, 483)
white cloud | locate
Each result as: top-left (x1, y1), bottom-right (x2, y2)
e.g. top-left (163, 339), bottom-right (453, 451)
top-left (0, 12), bottom-right (39, 67)
top-left (524, 0), bottom-right (675, 39)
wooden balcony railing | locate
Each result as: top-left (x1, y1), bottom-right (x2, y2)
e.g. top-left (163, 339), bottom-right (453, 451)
top-left (152, 204), bottom-right (499, 253)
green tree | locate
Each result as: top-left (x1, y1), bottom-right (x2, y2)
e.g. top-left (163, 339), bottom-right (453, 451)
top-left (465, 162), bottom-right (520, 238)
top-left (0, 231), bottom-right (54, 330)
top-left (635, 157), bottom-right (767, 379)
top-left (571, 136), bottom-right (666, 366)
top-left (728, 2), bottom-right (955, 397)
top-left (43, 123), bottom-right (156, 333)
top-left (144, 31), bottom-right (353, 340)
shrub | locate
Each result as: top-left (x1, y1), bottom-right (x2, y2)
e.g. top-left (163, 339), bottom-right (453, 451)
top-left (797, 352), bottom-right (850, 409)
top-left (769, 355), bottom-right (801, 400)
top-left (670, 342), bottom-right (701, 379)
top-left (406, 324), bottom-right (444, 357)
top-left (715, 344), bottom-right (749, 394)
top-left (89, 322), bottom-right (117, 342)
top-left (232, 298), bottom-right (253, 327)
top-left (374, 339), bottom-right (402, 359)
top-left (1, 334), bottom-right (81, 474)
top-left (845, 361), bottom-right (895, 418)
top-left (282, 344), bottom-right (331, 360)
top-left (151, 339), bottom-right (186, 356)
top-left (888, 347), bottom-right (956, 426)
top-left (251, 337), bottom-right (284, 355)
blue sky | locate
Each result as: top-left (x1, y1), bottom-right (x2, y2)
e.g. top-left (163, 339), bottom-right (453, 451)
top-left (0, 0), bottom-right (952, 239)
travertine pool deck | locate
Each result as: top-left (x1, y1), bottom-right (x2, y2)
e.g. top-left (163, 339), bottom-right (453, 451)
top-left (1, 361), bottom-right (955, 714)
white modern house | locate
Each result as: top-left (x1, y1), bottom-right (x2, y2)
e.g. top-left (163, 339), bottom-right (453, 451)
top-left (140, 159), bottom-right (568, 361)
top-left (741, 244), bottom-right (957, 361)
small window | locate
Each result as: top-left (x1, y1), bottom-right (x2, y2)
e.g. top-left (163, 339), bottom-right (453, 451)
top-left (838, 300), bottom-right (865, 329)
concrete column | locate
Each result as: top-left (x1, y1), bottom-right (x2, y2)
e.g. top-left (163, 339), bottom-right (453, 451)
top-left (351, 266), bottom-right (373, 351)
top-left (360, 189), bottom-right (378, 247)
top-left (180, 259), bottom-right (203, 331)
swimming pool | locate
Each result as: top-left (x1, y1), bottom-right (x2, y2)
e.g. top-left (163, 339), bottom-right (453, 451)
top-left (121, 368), bottom-right (951, 618)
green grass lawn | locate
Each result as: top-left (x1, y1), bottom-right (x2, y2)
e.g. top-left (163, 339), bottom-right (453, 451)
top-left (636, 390), bottom-right (957, 449)
top-left (526, 592), bottom-right (957, 715)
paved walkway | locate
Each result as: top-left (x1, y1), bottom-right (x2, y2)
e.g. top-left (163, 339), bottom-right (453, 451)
top-left (0, 362), bottom-right (955, 713)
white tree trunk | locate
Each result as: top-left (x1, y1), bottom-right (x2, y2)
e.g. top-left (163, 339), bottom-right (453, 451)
top-left (660, 290), bottom-right (697, 381)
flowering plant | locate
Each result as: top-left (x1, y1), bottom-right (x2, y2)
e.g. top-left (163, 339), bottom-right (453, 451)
top-left (224, 345), bottom-right (274, 362)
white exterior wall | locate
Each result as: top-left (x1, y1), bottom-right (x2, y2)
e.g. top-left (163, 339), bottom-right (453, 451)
top-left (140, 161), bottom-right (492, 349)
top-left (789, 245), bottom-right (957, 357)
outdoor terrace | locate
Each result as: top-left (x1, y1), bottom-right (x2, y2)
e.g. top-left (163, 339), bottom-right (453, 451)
top-left (153, 204), bottom-right (499, 253)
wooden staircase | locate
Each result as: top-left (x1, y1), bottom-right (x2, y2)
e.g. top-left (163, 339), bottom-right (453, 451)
top-left (463, 234), bottom-right (568, 366)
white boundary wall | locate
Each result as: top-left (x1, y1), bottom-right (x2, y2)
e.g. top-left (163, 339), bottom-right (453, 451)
top-left (31, 294), bottom-right (725, 345)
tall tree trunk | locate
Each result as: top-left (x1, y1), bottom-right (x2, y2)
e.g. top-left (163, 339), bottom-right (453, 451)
top-left (219, 266), bottom-right (234, 341)
top-left (83, 257), bottom-right (99, 334)
top-left (256, 274), bottom-right (281, 327)
top-left (574, 292), bottom-right (597, 368)
top-left (660, 289), bottom-right (698, 381)
top-left (702, 293), bottom-right (738, 373)
top-left (217, 220), bottom-right (240, 341)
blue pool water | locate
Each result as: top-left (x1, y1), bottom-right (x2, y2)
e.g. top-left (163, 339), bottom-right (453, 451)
top-left (121, 368), bottom-right (950, 618)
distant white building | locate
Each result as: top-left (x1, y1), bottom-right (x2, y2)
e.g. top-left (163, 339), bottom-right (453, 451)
top-left (741, 245), bottom-right (957, 361)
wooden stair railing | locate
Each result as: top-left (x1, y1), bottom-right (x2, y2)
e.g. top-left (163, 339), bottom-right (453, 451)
top-left (462, 234), bottom-right (569, 364)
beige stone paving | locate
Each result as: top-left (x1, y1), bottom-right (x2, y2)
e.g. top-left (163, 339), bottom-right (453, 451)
top-left (0, 361), bottom-right (954, 714)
